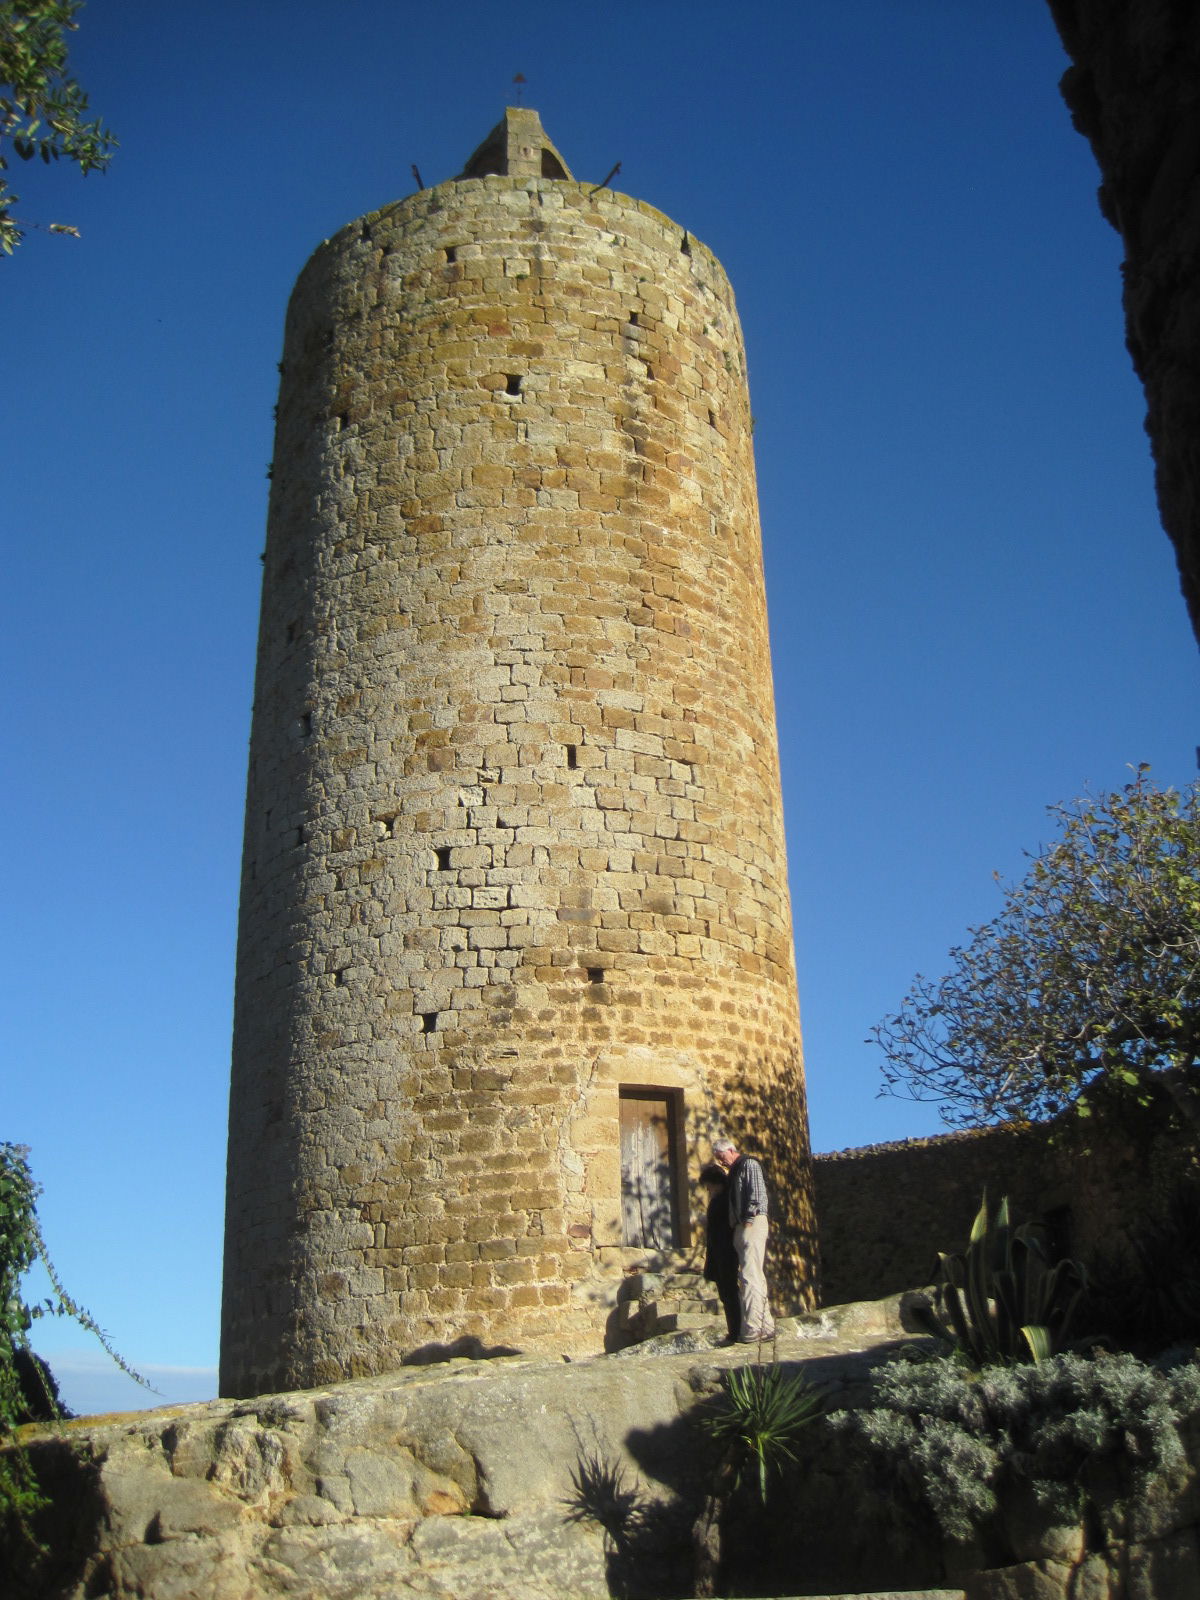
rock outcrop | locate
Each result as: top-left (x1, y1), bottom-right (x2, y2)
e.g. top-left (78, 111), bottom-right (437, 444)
top-left (1048, 1), bottom-right (1200, 647)
top-left (9, 1297), bottom-right (1200, 1599)
top-left (9, 1304), bottom-right (911, 1600)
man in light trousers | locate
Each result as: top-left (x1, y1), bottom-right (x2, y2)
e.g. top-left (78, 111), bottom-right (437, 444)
top-left (712, 1137), bottom-right (775, 1343)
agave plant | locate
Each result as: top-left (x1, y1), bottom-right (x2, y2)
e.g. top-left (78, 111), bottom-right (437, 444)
top-left (915, 1190), bottom-right (1085, 1367)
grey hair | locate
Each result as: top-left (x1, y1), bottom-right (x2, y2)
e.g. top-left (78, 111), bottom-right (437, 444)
top-left (712, 1138), bottom-right (736, 1156)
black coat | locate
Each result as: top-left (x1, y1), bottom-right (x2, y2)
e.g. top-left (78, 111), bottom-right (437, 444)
top-left (703, 1189), bottom-right (737, 1289)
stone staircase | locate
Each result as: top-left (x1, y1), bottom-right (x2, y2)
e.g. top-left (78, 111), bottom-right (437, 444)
top-left (615, 1262), bottom-right (726, 1344)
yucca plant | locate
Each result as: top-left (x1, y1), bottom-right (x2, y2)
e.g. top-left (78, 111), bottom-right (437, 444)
top-left (693, 1363), bottom-right (827, 1597)
top-left (915, 1191), bottom-right (1085, 1367)
top-left (703, 1362), bottom-right (827, 1501)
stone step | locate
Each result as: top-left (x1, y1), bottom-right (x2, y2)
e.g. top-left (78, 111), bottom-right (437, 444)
top-left (788, 1593), bottom-right (964, 1600)
top-left (661, 1269), bottom-right (704, 1291)
top-left (622, 1271), bottom-right (662, 1300)
top-left (652, 1310), bottom-right (714, 1333)
top-left (667, 1295), bottom-right (720, 1315)
top-left (618, 1262), bottom-right (725, 1345)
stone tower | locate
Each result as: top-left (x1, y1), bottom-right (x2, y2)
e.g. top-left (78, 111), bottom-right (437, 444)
top-left (220, 109), bottom-right (817, 1399)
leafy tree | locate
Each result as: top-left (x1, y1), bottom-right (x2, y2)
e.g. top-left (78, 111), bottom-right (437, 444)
top-left (872, 769), bottom-right (1200, 1133)
top-left (0, 0), bottom-right (115, 254)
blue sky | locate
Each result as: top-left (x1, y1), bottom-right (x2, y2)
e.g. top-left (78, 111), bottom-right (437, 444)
top-left (5, 0), bottom-right (1196, 1416)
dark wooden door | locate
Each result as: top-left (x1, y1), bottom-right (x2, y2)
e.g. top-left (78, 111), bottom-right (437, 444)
top-left (619, 1093), bottom-right (677, 1249)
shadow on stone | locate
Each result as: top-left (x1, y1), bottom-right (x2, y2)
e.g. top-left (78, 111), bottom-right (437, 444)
top-left (562, 1441), bottom-right (697, 1599)
top-left (4, 1433), bottom-right (103, 1600)
top-left (399, 1335), bottom-right (522, 1366)
top-left (619, 1360), bottom-right (949, 1597)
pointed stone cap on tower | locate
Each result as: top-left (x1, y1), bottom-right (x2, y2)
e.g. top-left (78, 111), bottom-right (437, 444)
top-left (458, 107), bottom-right (572, 182)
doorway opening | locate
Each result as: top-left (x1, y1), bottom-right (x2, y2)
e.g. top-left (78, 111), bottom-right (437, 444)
top-left (618, 1087), bottom-right (688, 1251)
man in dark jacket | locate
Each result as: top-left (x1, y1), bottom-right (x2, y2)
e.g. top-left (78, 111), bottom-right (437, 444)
top-left (712, 1137), bottom-right (775, 1343)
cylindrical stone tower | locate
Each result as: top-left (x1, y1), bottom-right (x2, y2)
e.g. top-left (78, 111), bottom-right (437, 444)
top-left (221, 109), bottom-right (817, 1398)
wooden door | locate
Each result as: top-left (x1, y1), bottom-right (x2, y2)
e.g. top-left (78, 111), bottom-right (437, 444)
top-left (619, 1092), bottom-right (677, 1250)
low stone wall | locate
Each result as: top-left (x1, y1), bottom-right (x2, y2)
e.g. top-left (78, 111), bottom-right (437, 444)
top-left (814, 1125), bottom-right (1049, 1306)
top-left (0, 1300), bottom-right (943, 1600)
top-left (814, 1096), bottom-right (1197, 1306)
top-left (7, 1350), bottom-right (694, 1600)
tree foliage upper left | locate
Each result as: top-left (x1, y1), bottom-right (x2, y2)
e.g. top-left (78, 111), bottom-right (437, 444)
top-left (0, 0), bottom-right (115, 254)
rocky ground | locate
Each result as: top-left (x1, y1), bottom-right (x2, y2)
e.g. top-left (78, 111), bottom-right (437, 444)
top-left (8, 1296), bottom-right (932, 1600)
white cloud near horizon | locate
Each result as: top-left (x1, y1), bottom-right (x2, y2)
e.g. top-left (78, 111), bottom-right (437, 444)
top-left (32, 1344), bottom-right (219, 1416)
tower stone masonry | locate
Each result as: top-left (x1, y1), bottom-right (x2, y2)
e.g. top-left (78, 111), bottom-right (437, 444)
top-left (220, 108), bottom-right (818, 1399)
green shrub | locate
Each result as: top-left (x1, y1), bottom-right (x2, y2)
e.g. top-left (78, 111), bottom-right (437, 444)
top-left (830, 1350), bottom-right (1200, 1545)
top-left (1, 1143), bottom-right (147, 1554)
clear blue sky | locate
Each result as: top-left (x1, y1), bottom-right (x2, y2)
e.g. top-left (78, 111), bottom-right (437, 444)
top-left (5, 0), bottom-right (1196, 1414)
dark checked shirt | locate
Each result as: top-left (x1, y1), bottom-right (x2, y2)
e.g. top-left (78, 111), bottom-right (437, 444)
top-left (727, 1155), bottom-right (770, 1227)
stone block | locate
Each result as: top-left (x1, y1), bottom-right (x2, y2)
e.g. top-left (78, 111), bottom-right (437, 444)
top-left (345, 1446), bottom-right (419, 1517)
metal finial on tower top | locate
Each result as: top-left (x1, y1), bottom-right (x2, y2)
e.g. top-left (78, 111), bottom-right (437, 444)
top-left (458, 106), bottom-right (572, 182)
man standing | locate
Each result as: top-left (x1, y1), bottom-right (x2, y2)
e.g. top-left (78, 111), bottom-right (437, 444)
top-left (712, 1137), bottom-right (775, 1343)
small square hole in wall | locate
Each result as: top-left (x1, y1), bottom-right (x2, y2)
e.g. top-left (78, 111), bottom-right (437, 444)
top-left (300, 711), bottom-right (313, 738)
top-left (420, 1011), bottom-right (438, 1034)
top-left (586, 967), bottom-right (605, 985)
top-left (708, 409), bottom-right (717, 429)
top-left (445, 245), bottom-right (457, 263)
top-left (565, 744), bottom-right (578, 770)
top-left (435, 846), bottom-right (452, 871)
top-left (628, 310), bottom-right (639, 326)
top-left (505, 374), bottom-right (523, 396)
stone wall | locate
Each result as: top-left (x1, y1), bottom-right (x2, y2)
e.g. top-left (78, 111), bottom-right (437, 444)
top-left (815, 1096), bottom-right (1196, 1306)
top-left (815, 1125), bottom-right (1050, 1307)
top-left (222, 111), bottom-right (816, 1399)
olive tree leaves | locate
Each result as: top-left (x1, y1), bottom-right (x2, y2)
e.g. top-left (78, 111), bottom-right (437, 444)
top-left (1, 1), bottom-right (116, 254)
